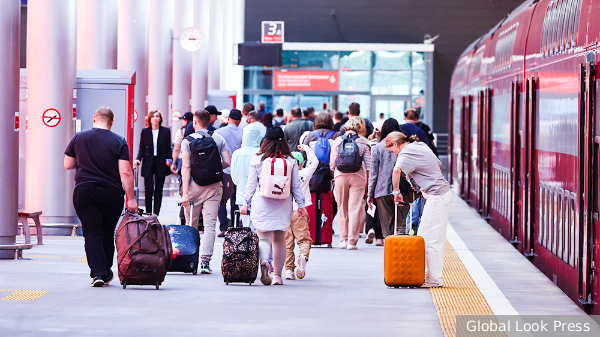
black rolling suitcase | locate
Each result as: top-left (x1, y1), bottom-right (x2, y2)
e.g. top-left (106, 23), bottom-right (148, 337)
top-left (222, 210), bottom-right (259, 285)
top-left (168, 202), bottom-right (200, 274)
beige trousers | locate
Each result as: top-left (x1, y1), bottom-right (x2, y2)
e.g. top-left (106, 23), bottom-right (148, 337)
top-left (285, 211), bottom-right (312, 270)
top-left (334, 174), bottom-right (366, 245)
top-left (184, 181), bottom-right (223, 263)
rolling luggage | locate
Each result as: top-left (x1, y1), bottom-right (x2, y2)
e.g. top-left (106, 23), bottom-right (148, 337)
top-left (384, 201), bottom-right (425, 288)
top-left (222, 210), bottom-right (259, 285)
top-left (168, 202), bottom-right (200, 275)
top-left (116, 209), bottom-right (172, 290)
top-left (307, 191), bottom-right (334, 247)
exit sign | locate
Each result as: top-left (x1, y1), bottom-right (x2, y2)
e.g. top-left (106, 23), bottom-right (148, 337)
top-left (261, 21), bottom-right (284, 44)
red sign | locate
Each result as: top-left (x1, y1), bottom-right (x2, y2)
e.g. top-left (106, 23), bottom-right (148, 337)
top-left (14, 112), bottom-right (19, 131)
top-left (72, 104), bottom-right (77, 119)
top-left (134, 110), bottom-right (138, 122)
top-left (42, 109), bottom-right (61, 127)
top-left (172, 110), bottom-right (182, 123)
top-left (274, 71), bottom-right (339, 91)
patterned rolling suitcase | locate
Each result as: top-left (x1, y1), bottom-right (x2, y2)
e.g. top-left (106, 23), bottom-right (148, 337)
top-left (384, 201), bottom-right (425, 288)
top-left (222, 210), bottom-right (259, 285)
top-left (168, 202), bottom-right (200, 275)
top-left (307, 191), bottom-right (334, 247)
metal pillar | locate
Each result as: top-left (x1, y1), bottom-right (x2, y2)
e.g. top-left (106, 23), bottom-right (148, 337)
top-left (233, 0), bottom-right (245, 109)
top-left (0, 0), bottom-right (20, 257)
top-left (148, 0), bottom-right (173, 127)
top-left (191, 0), bottom-right (208, 111)
top-left (26, 0), bottom-right (77, 224)
top-left (76, 0), bottom-right (118, 69)
top-left (220, 0), bottom-right (234, 91)
top-left (207, 0), bottom-right (222, 91)
top-left (172, 0), bottom-right (193, 139)
top-left (118, 0), bottom-right (149, 160)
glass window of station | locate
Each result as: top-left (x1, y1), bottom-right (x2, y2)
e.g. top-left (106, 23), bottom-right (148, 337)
top-left (243, 44), bottom-right (433, 123)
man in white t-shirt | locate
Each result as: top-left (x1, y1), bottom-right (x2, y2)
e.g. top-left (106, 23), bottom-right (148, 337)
top-left (172, 112), bottom-right (193, 174)
top-left (181, 110), bottom-right (231, 274)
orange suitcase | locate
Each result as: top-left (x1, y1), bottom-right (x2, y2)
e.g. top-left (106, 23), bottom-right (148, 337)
top-left (384, 201), bottom-right (425, 288)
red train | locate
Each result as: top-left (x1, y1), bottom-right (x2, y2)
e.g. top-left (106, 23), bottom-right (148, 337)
top-left (449, 0), bottom-right (599, 313)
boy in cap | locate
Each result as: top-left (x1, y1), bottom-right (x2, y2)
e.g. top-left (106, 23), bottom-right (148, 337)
top-left (285, 144), bottom-right (319, 280)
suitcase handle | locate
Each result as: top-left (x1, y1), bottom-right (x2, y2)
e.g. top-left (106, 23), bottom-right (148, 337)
top-left (394, 201), bottom-right (413, 236)
top-left (233, 210), bottom-right (248, 228)
top-left (177, 201), bottom-right (194, 226)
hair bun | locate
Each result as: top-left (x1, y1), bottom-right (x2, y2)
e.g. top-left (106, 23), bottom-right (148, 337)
top-left (408, 135), bottom-right (419, 143)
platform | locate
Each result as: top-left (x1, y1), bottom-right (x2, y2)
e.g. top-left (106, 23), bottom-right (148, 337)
top-left (0, 194), bottom-right (588, 336)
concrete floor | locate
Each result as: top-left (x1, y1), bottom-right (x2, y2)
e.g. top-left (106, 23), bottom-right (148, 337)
top-left (0, 196), bottom-right (443, 337)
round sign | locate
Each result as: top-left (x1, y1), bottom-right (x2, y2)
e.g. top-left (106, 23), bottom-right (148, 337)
top-left (134, 110), bottom-right (138, 122)
top-left (42, 109), bottom-right (61, 127)
top-left (180, 27), bottom-right (204, 52)
top-left (172, 110), bottom-right (182, 122)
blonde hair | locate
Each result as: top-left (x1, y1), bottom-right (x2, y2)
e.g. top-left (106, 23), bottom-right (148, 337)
top-left (385, 131), bottom-right (419, 148)
top-left (343, 116), bottom-right (366, 137)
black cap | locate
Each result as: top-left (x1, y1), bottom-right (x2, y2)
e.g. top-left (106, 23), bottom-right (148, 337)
top-left (179, 112), bottom-right (193, 122)
top-left (265, 127), bottom-right (284, 141)
top-left (229, 109), bottom-right (242, 121)
top-left (205, 105), bottom-right (222, 115)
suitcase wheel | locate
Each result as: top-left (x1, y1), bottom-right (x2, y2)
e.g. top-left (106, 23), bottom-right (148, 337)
top-left (122, 281), bottom-right (127, 289)
top-left (155, 282), bottom-right (160, 290)
top-left (327, 243), bottom-right (332, 248)
top-left (248, 283), bottom-right (252, 286)
top-left (393, 286), bottom-right (400, 289)
top-left (193, 268), bottom-right (198, 275)
top-left (226, 282), bottom-right (229, 285)
top-left (190, 261), bottom-right (198, 275)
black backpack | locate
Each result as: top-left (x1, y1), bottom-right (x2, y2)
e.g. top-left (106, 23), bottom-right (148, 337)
top-left (185, 133), bottom-right (223, 186)
top-left (335, 134), bottom-right (363, 173)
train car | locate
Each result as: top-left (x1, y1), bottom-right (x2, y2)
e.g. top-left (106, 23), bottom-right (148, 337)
top-left (449, 0), bottom-right (599, 314)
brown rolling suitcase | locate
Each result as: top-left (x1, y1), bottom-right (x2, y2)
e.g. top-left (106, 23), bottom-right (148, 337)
top-left (384, 201), bottom-right (425, 288)
top-left (116, 210), bottom-right (172, 290)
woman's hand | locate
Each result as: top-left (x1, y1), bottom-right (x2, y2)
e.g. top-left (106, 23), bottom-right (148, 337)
top-left (133, 159), bottom-right (141, 168)
top-left (367, 196), bottom-right (374, 208)
top-left (240, 205), bottom-right (249, 215)
top-left (181, 194), bottom-right (191, 207)
top-left (394, 192), bottom-right (404, 203)
top-left (297, 207), bottom-right (308, 218)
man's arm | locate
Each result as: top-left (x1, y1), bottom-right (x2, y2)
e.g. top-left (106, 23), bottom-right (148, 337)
top-left (64, 155), bottom-right (76, 170)
top-left (118, 160), bottom-right (138, 211)
top-left (221, 150), bottom-right (231, 169)
top-left (181, 151), bottom-right (192, 206)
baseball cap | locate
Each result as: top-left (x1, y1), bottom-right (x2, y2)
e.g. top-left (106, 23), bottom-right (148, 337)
top-left (205, 105), bottom-right (222, 115)
top-left (229, 109), bottom-right (242, 120)
top-left (265, 127), bottom-right (284, 141)
top-left (291, 151), bottom-right (304, 166)
top-left (179, 112), bottom-right (193, 122)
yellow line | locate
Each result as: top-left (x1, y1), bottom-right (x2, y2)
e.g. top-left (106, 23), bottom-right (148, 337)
top-left (430, 241), bottom-right (498, 337)
top-left (0, 290), bottom-right (50, 301)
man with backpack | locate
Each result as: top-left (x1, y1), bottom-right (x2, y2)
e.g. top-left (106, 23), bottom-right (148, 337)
top-left (302, 111), bottom-right (339, 193)
top-left (340, 102), bottom-right (374, 138)
top-left (181, 110), bottom-right (231, 274)
top-left (284, 107), bottom-right (313, 150)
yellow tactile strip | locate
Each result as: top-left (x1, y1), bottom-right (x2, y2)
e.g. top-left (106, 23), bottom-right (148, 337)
top-left (0, 289), bottom-right (50, 301)
top-left (0, 255), bottom-right (87, 264)
top-left (430, 241), bottom-right (499, 337)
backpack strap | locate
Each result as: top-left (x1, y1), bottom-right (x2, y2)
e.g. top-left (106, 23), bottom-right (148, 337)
top-left (270, 152), bottom-right (288, 176)
top-left (325, 130), bottom-right (335, 139)
top-left (313, 130), bottom-right (321, 139)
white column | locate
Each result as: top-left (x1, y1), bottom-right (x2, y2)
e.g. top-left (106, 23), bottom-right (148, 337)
top-left (0, 0), bottom-right (20, 256)
top-left (148, 0), bottom-right (173, 127)
top-left (77, 0), bottom-right (118, 69)
top-left (118, 0), bottom-right (149, 160)
top-left (26, 0), bottom-right (77, 224)
top-left (207, 0), bottom-right (222, 91)
top-left (172, 0), bottom-right (193, 138)
top-left (232, 0), bottom-right (245, 109)
top-left (191, 0), bottom-right (208, 111)
top-left (220, 0), bottom-right (234, 90)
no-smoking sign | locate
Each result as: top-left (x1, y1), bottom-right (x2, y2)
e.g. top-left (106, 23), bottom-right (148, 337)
top-left (42, 109), bottom-right (61, 127)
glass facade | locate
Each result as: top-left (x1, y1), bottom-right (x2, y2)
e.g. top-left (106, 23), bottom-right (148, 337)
top-left (243, 45), bottom-right (432, 123)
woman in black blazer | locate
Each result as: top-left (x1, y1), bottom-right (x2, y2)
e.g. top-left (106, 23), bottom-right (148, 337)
top-left (134, 111), bottom-right (172, 215)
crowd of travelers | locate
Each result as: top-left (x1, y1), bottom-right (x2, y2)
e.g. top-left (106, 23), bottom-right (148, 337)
top-left (64, 100), bottom-right (450, 288)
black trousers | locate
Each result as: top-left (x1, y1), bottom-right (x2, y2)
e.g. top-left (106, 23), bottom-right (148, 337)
top-left (144, 158), bottom-right (166, 215)
top-left (73, 182), bottom-right (125, 278)
top-left (218, 192), bottom-right (238, 232)
top-left (365, 202), bottom-right (384, 239)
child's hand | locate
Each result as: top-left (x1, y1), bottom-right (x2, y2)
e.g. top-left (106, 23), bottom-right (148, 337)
top-left (297, 144), bottom-right (305, 151)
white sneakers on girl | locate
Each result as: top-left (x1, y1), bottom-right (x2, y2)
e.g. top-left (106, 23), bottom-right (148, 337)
top-left (260, 261), bottom-right (272, 285)
top-left (285, 269), bottom-right (295, 280)
top-left (272, 275), bottom-right (283, 285)
top-left (347, 244), bottom-right (358, 250)
top-left (338, 241), bottom-right (347, 249)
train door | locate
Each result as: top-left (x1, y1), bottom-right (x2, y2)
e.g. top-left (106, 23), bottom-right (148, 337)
top-left (477, 91), bottom-right (485, 213)
top-left (461, 95), bottom-right (473, 200)
top-left (449, 99), bottom-right (454, 185)
top-left (482, 88), bottom-right (493, 219)
top-left (578, 62), bottom-right (596, 311)
top-left (460, 96), bottom-right (467, 197)
top-left (510, 80), bottom-right (521, 245)
top-left (522, 77), bottom-right (537, 257)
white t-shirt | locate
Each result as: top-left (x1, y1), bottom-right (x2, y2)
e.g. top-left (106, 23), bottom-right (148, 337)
top-left (394, 142), bottom-right (449, 195)
top-left (152, 129), bottom-right (159, 156)
top-left (174, 128), bottom-right (184, 145)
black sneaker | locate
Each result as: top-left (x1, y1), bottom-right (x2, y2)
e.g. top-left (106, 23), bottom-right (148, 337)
top-left (102, 270), bottom-right (114, 286)
top-left (91, 276), bottom-right (104, 287)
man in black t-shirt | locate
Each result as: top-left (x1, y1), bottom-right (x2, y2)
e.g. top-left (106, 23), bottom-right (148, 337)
top-left (64, 106), bottom-right (137, 287)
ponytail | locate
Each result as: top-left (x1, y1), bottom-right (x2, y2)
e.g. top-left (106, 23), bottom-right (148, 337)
top-left (408, 135), bottom-right (419, 143)
top-left (385, 131), bottom-right (419, 148)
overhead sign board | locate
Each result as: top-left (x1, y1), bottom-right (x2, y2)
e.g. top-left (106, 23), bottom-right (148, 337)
top-left (261, 21), bottom-right (284, 44)
top-left (273, 70), bottom-right (338, 91)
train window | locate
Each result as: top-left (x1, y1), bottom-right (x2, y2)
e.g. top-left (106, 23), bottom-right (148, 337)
top-left (569, 192), bottom-right (576, 268)
top-left (551, 186), bottom-right (557, 255)
top-left (562, 192), bottom-right (570, 263)
top-left (539, 183), bottom-right (544, 245)
top-left (557, 188), bottom-right (564, 260)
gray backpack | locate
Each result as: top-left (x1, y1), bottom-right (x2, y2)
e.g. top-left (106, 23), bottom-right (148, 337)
top-left (335, 134), bottom-right (363, 173)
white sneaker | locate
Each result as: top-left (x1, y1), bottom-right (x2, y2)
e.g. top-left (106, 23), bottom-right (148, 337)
top-left (272, 275), bottom-right (283, 285)
top-left (347, 244), bottom-right (358, 250)
top-left (296, 255), bottom-right (307, 279)
top-left (338, 241), bottom-right (347, 249)
top-left (365, 228), bottom-right (375, 244)
top-left (375, 239), bottom-right (384, 246)
top-left (285, 269), bottom-right (295, 280)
